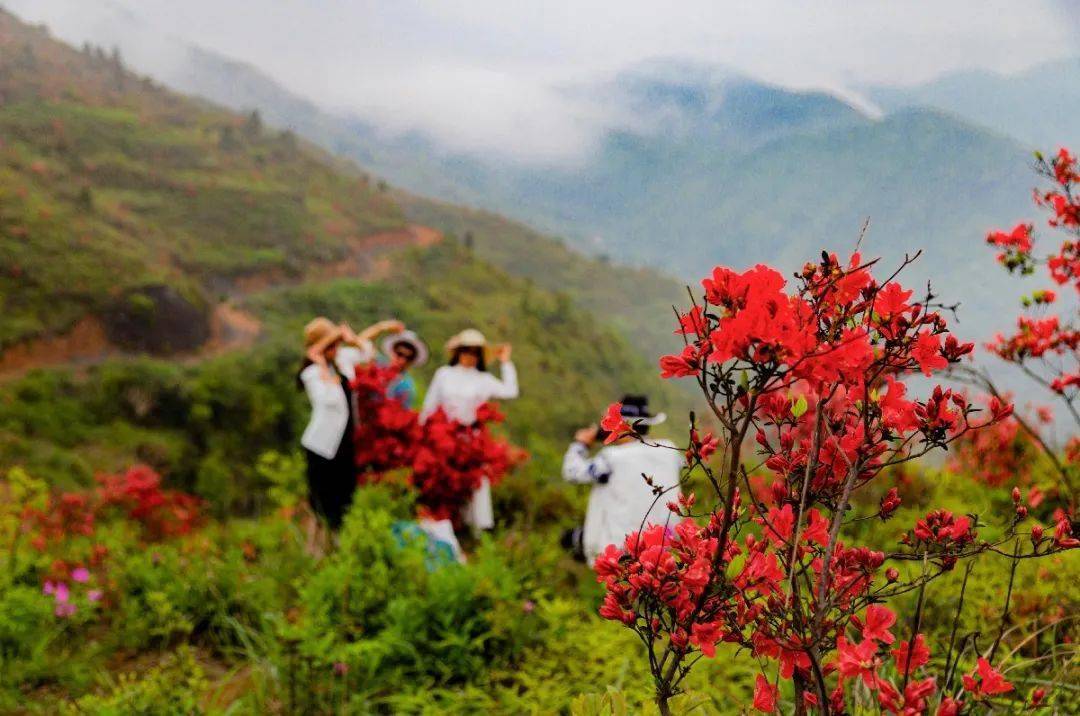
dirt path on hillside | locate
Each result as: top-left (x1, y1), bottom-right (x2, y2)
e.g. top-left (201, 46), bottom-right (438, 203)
top-left (0, 224), bottom-right (442, 381)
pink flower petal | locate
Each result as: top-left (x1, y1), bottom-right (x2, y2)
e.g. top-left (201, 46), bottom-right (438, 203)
top-left (54, 583), bottom-right (70, 603)
top-left (71, 567), bottom-right (90, 583)
top-left (87, 590), bottom-right (103, 602)
top-left (43, 581), bottom-right (56, 596)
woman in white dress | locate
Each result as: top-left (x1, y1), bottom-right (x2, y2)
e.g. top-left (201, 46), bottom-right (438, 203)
top-left (419, 328), bottom-right (519, 534)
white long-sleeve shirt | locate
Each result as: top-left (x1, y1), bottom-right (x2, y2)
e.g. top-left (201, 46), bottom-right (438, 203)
top-left (562, 439), bottom-right (682, 564)
top-left (299, 363), bottom-right (350, 459)
top-left (298, 342), bottom-right (376, 459)
top-left (419, 361), bottom-right (519, 424)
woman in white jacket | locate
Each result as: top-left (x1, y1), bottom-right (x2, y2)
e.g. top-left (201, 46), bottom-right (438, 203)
top-left (298, 316), bottom-right (402, 535)
top-left (419, 328), bottom-right (519, 532)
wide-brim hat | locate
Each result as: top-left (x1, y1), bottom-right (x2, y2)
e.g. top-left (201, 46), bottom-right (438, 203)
top-left (381, 330), bottom-right (429, 367)
top-left (303, 316), bottom-right (337, 348)
top-left (445, 328), bottom-right (488, 354)
top-left (619, 394), bottom-right (666, 426)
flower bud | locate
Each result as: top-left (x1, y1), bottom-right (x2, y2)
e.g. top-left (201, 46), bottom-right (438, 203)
top-left (1031, 524), bottom-right (1044, 544)
top-left (885, 567), bottom-right (899, 582)
top-left (1011, 487), bottom-right (1021, 503)
top-left (1015, 505), bottom-right (1028, 519)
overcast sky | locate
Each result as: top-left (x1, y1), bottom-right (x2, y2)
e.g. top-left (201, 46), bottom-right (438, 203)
top-left (7, 0), bottom-right (1080, 162)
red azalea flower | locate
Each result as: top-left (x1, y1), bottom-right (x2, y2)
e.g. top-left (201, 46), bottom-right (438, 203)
top-left (600, 403), bottom-right (631, 443)
top-left (753, 674), bottom-right (778, 713)
top-left (912, 332), bottom-right (948, 376)
top-left (892, 633), bottom-right (930, 672)
top-left (861, 605), bottom-right (897, 645)
top-left (962, 657), bottom-right (1013, 698)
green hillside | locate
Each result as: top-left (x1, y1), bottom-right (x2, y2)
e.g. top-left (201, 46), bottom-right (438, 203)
top-left (0, 13), bottom-right (408, 351)
top-left (0, 10), bottom-right (689, 376)
top-left (107, 37), bottom-right (1049, 343)
top-left (394, 191), bottom-right (685, 370)
top-left (0, 8), bottom-right (679, 496)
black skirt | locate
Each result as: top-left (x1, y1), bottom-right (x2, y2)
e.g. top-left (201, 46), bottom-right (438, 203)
top-left (302, 369), bottom-right (357, 531)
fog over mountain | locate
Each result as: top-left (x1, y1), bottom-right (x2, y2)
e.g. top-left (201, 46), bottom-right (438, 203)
top-left (4, 0), bottom-right (1075, 358)
top-left (7, 0), bottom-right (1078, 163)
top-left (865, 57), bottom-right (1080, 149)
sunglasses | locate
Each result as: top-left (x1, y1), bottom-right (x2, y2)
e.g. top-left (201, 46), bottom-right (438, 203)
top-left (394, 348), bottom-right (417, 362)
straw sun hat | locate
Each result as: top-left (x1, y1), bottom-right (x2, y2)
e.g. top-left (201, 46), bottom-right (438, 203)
top-left (303, 316), bottom-right (338, 348)
top-left (444, 328), bottom-right (488, 354)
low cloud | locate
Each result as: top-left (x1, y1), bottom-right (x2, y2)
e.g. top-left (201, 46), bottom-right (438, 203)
top-left (6, 0), bottom-right (1077, 163)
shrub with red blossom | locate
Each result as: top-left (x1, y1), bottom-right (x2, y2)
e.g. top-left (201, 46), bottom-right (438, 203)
top-left (412, 405), bottom-right (518, 522)
top-left (351, 366), bottom-right (524, 522)
top-left (968, 147), bottom-right (1080, 505)
top-left (26, 465), bottom-right (201, 546)
top-left (594, 250), bottom-right (1076, 715)
top-left (352, 363), bottom-right (422, 479)
top-left (948, 396), bottom-right (1041, 488)
top-left (96, 465), bottom-right (203, 540)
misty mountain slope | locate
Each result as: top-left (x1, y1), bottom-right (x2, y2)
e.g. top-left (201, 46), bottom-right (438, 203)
top-left (393, 191), bottom-right (686, 366)
top-left (0, 8), bottom-right (691, 386)
top-left (350, 70), bottom-right (872, 243)
top-left (866, 57), bottom-right (1080, 149)
top-left (145, 35), bottom-right (1048, 342)
top-left (6, 2), bottom-right (1054, 349)
top-left (0, 11), bottom-right (417, 351)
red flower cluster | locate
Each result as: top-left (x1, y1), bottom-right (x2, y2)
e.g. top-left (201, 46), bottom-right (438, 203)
top-left (988, 316), bottom-right (1079, 364)
top-left (352, 364), bottom-right (421, 477)
top-left (412, 406), bottom-right (517, 521)
top-left (961, 657), bottom-right (1013, 700)
top-left (26, 492), bottom-right (96, 549)
top-left (96, 465), bottom-right (202, 540)
top-left (351, 366), bottom-right (523, 521)
top-left (901, 509), bottom-right (976, 563)
top-left (598, 248), bottom-right (1074, 714)
top-left (26, 465), bottom-right (202, 547)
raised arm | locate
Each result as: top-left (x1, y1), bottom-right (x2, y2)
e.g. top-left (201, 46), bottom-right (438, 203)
top-left (355, 319), bottom-right (405, 344)
top-left (486, 345), bottom-right (519, 400)
top-left (562, 442), bottom-right (612, 485)
top-left (561, 426), bottom-right (611, 485)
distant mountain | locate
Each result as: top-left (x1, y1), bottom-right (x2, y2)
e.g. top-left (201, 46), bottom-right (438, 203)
top-left (865, 57), bottom-right (1080, 149)
top-left (8, 1), bottom-right (1053, 349)
top-left (0, 7), bottom-right (689, 380)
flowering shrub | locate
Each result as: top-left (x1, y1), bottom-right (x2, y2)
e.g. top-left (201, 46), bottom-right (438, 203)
top-left (413, 405), bottom-right (518, 522)
top-left (351, 366), bottom-right (523, 522)
top-left (96, 465), bottom-right (203, 540)
top-left (972, 147), bottom-right (1080, 504)
top-left (595, 251), bottom-right (1078, 714)
top-left (352, 363), bottom-right (423, 477)
top-left (25, 465), bottom-right (202, 549)
top-left (947, 396), bottom-right (1043, 488)
top-left (14, 465), bottom-right (202, 622)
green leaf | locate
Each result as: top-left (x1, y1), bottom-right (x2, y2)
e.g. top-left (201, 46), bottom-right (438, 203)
top-left (791, 395), bottom-right (808, 418)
